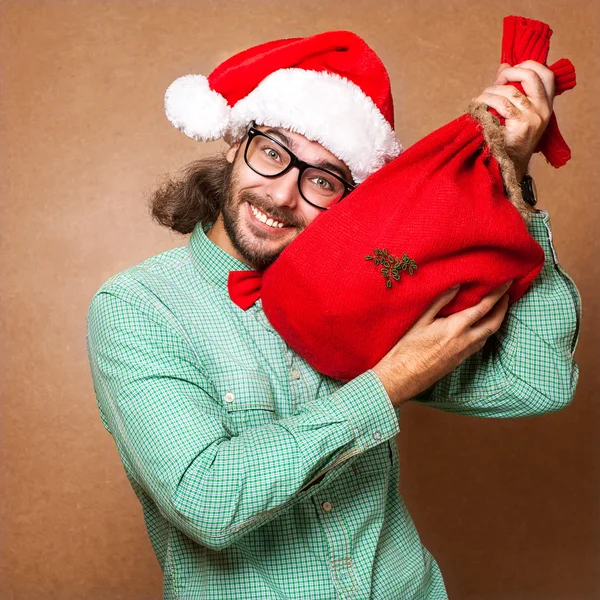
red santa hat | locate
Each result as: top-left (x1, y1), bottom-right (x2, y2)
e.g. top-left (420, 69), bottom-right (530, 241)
top-left (164, 31), bottom-right (401, 183)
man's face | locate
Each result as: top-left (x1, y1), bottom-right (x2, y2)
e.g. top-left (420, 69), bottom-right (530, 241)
top-left (218, 125), bottom-right (353, 270)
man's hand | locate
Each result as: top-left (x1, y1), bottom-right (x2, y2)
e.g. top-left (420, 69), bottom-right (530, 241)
top-left (472, 61), bottom-right (556, 181)
top-left (372, 280), bottom-right (513, 408)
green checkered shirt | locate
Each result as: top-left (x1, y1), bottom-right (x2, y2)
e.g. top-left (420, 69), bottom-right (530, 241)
top-left (86, 209), bottom-right (581, 599)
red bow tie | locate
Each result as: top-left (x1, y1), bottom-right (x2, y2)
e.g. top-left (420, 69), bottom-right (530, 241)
top-left (228, 270), bottom-right (263, 310)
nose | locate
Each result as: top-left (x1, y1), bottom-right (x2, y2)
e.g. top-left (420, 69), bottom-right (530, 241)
top-left (264, 167), bottom-right (301, 208)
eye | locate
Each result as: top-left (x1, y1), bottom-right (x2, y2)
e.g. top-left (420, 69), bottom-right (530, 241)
top-left (263, 147), bottom-right (282, 162)
top-left (311, 176), bottom-right (335, 191)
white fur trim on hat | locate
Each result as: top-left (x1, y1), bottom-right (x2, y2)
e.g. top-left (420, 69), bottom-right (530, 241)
top-left (226, 69), bottom-right (402, 183)
top-left (164, 74), bottom-right (231, 141)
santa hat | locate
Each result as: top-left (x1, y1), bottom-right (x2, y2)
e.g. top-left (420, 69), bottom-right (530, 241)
top-left (164, 31), bottom-right (401, 183)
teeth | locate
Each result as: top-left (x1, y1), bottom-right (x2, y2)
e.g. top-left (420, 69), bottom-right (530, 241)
top-left (250, 203), bottom-right (285, 229)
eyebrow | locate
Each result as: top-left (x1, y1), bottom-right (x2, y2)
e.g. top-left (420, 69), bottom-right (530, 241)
top-left (263, 128), bottom-right (353, 183)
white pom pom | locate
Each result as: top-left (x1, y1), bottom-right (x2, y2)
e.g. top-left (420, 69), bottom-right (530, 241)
top-left (164, 74), bottom-right (231, 141)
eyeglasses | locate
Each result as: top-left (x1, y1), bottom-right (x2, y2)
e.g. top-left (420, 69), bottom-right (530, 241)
top-left (243, 126), bottom-right (356, 210)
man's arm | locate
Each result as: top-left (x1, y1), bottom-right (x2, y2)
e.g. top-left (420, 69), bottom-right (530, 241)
top-left (412, 208), bottom-right (581, 416)
top-left (86, 287), bottom-right (399, 551)
top-left (419, 60), bottom-right (581, 416)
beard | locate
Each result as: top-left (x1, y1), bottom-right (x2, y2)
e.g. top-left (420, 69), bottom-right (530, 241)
top-left (220, 170), bottom-right (307, 270)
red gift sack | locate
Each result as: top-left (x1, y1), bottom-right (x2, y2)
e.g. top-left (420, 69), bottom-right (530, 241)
top-left (257, 16), bottom-right (576, 381)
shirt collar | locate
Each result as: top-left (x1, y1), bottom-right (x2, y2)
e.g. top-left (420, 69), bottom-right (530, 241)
top-left (188, 222), bottom-right (254, 291)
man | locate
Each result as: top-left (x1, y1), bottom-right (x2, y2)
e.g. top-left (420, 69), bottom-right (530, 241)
top-left (86, 31), bottom-right (580, 599)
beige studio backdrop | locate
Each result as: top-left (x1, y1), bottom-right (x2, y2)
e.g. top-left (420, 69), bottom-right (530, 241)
top-left (1, 1), bottom-right (599, 599)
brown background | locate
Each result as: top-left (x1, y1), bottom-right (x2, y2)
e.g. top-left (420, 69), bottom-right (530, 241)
top-left (1, 1), bottom-right (598, 598)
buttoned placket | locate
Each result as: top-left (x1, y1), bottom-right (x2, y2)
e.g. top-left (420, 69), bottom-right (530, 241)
top-left (252, 300), bottom-right (312, 415)
top-left (288, 353), bottom-right (310, 414)
top-left (252, 296), bottom-right (362, 595)
top-left (313, 494), bottom-right (358, 597)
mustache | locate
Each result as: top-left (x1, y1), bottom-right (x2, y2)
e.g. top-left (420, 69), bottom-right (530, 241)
top-left (239, 191), bottom-right (307, 229)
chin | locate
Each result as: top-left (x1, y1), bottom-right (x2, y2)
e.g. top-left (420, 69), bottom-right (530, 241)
top-left (229, 224), bottom-right (287, 270)
top-left (223, 194), bottom-right (302, 268)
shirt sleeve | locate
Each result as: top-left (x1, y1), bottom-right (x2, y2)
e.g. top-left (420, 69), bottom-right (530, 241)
top-left (86, 286), bottom-right (399, 551)
top-left (411, 209), bottom-right (582, 418)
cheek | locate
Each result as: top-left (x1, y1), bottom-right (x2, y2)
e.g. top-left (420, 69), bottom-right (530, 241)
top-left (237, 175), bottom-right (268, 200)
top-left (302, 206), bottom-right (324, 227)
top-left (230, 156), bottom-right (264, 193)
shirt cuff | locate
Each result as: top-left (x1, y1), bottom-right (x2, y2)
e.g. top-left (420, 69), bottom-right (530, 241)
top-left (330, 370), bottom-right (400, 451)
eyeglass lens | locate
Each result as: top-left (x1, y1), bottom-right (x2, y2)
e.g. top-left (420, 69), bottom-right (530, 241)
top-left (246, 135), bottom-right (346, 208)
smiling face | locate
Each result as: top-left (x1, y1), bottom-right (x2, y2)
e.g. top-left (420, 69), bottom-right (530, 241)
top-left (206, 125), bottom-right (353, 270)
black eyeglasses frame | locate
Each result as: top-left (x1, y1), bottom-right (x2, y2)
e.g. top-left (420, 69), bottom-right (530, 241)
top-left (243, 125), bottom-right (356, 210)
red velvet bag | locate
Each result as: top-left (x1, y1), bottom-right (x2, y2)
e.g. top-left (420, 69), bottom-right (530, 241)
top-left (255, 16), bottom-right (576, 381)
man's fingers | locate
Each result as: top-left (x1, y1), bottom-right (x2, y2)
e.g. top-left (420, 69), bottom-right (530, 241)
top-left (480, 85), bottom-right (532, 111)
top-left (494, 62), bottom-right (555, 113)
top-left (449, 280), bottom-right (513, 329)
top-left (515, 60), bottom-right (556, 100)
top-left (467, 293), bottom-right (510, 343)
top-left (495, 66), bottom-right (548, 106)
top-left (496, 62), bottom-right (511, 77)
top-left (418, 280), bottom-right (514, 330)
top-left (419, 285), bottom-right (461, 324)
top-left (472, 91), bottom-right (523, 121)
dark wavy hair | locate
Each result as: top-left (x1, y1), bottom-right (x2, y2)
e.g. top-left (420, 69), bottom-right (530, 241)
top-left (149, 153), bottom-right (233, 234)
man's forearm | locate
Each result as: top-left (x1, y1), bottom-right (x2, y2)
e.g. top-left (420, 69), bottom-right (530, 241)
top-left (87, 287), bottom-right (400, 551)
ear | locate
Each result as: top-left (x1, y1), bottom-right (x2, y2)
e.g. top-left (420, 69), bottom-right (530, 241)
top-left (226, 141), bottom-right (241, 164)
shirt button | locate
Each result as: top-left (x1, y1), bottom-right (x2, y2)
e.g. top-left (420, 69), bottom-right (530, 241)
top-left (372, 430), bottom-right (382, 441)
top-left (225, 391), bottom-right (235, 403)
top-left (321, 501), bottom-right (333, 513)
top-left (291, 369), bottom-right (301, 380)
